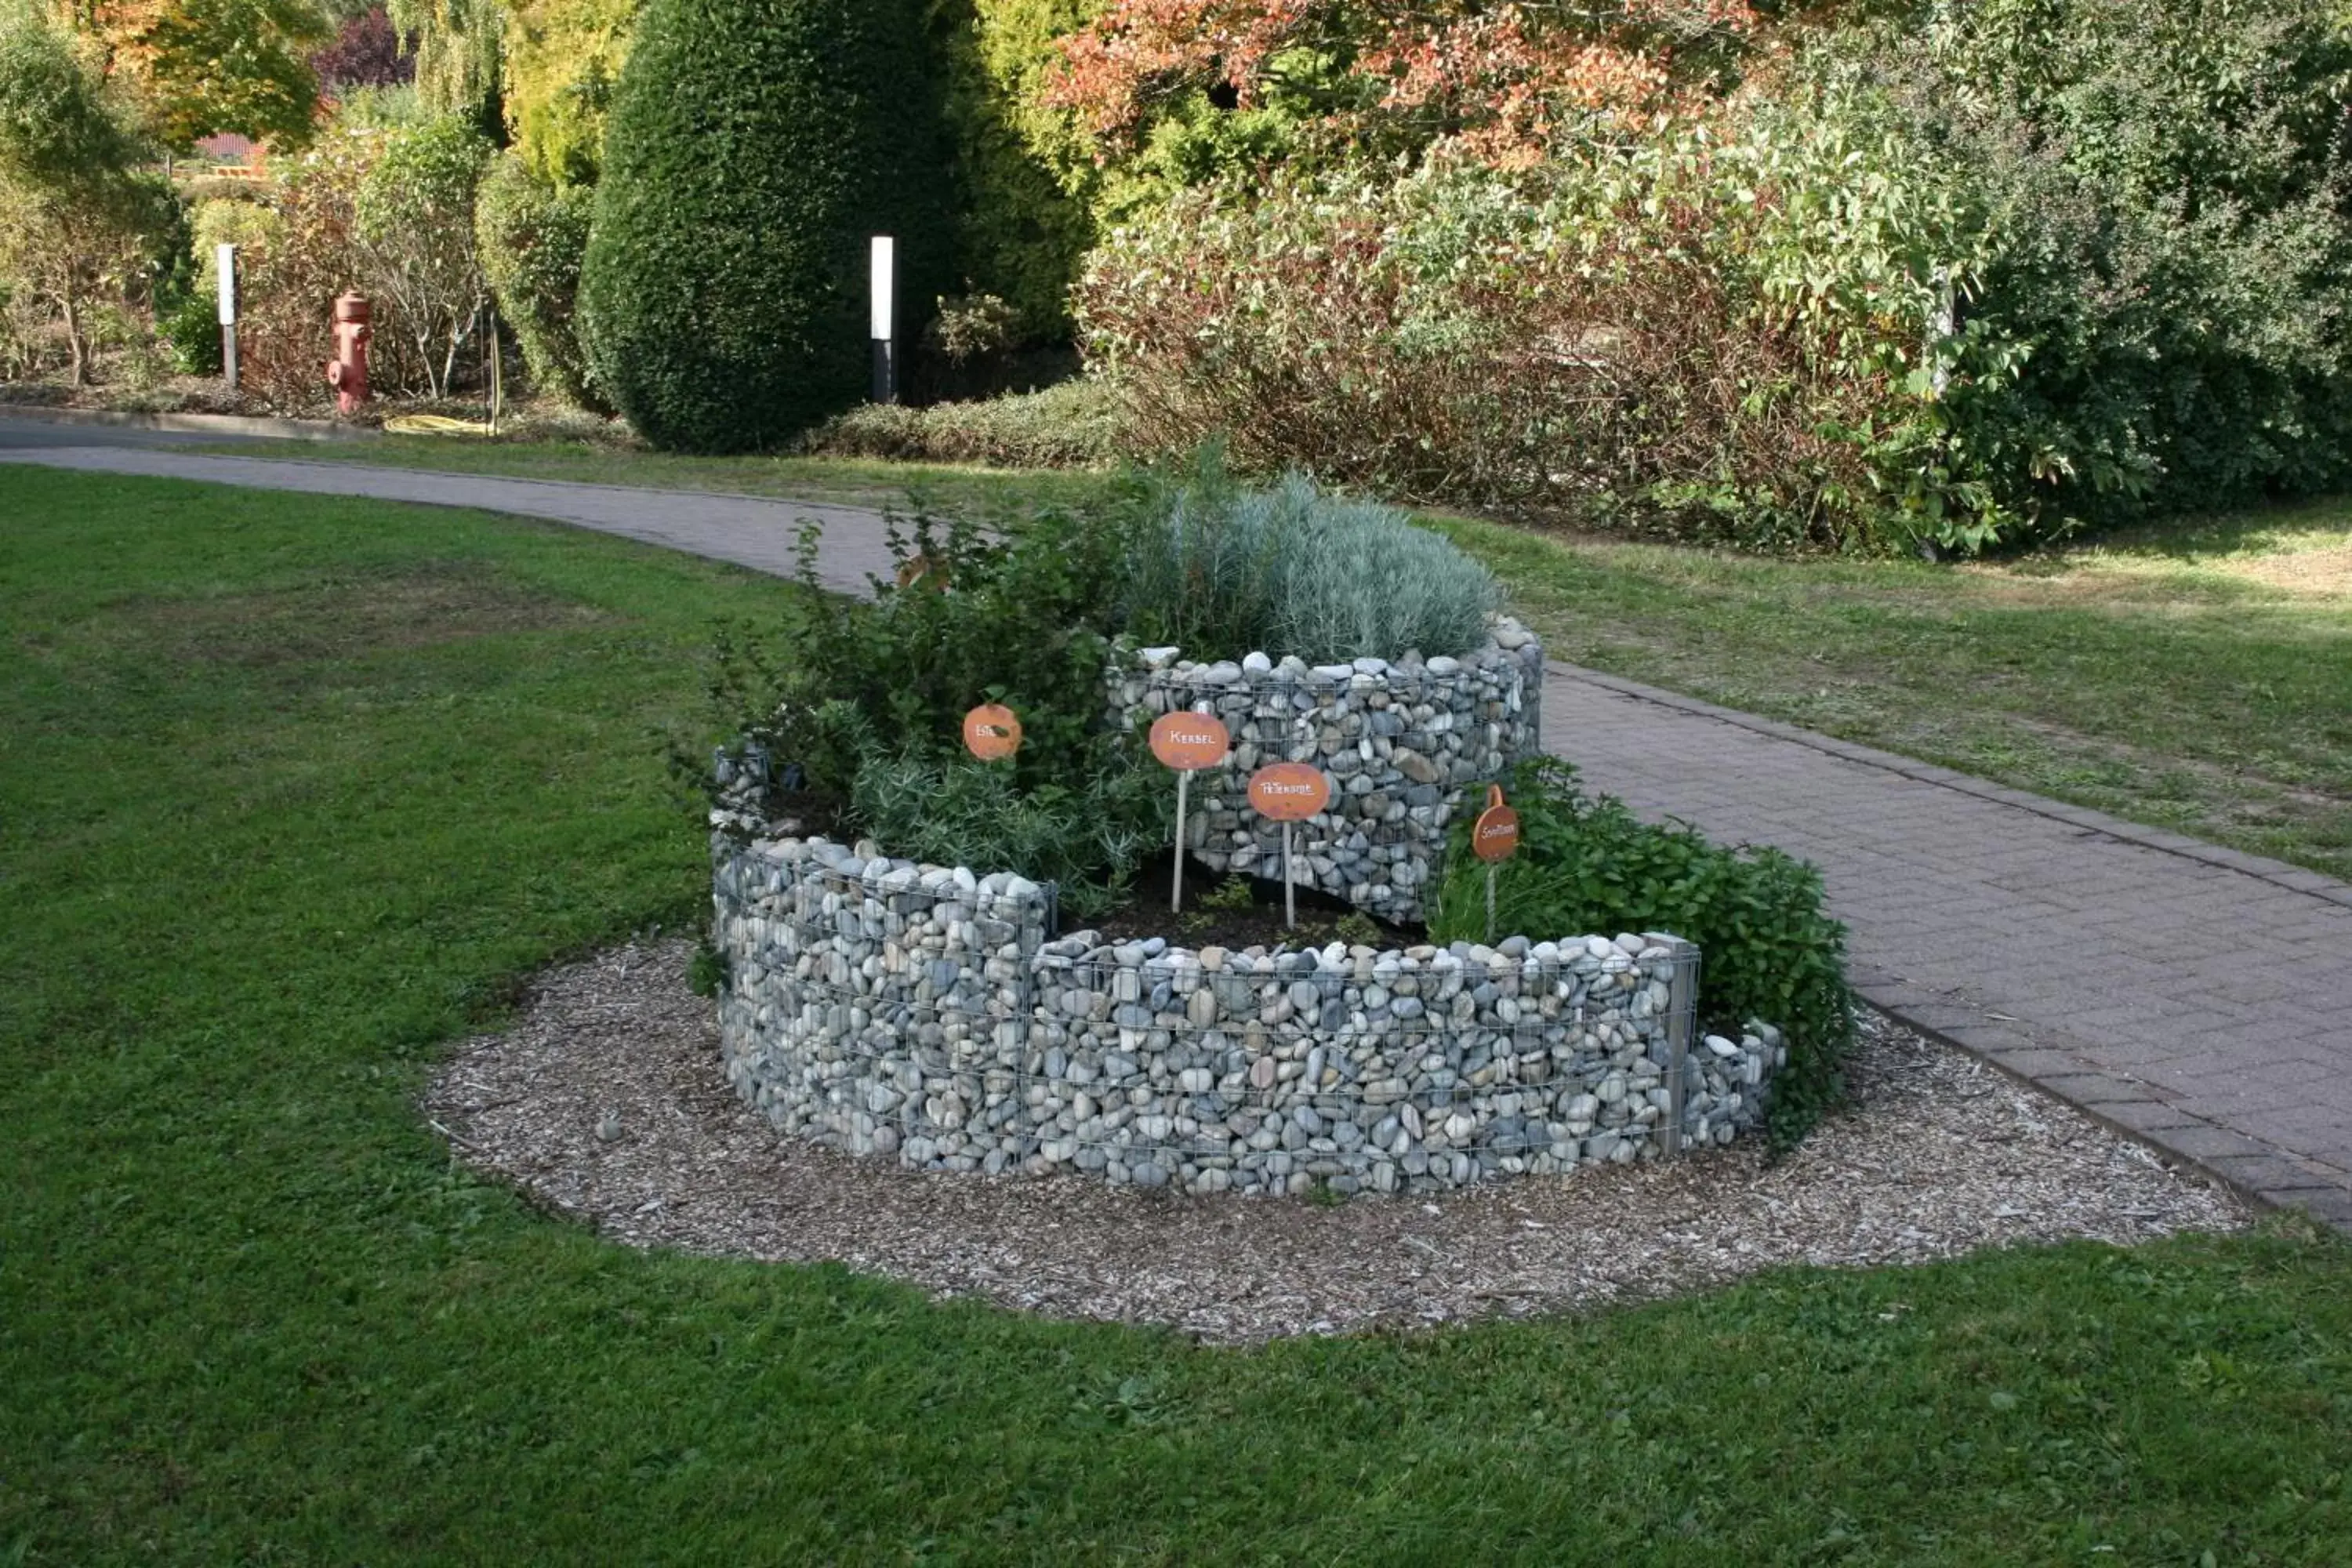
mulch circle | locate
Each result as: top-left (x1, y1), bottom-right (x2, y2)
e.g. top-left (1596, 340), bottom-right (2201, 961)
top-left (426, 940), bottom-right (2249, 1345)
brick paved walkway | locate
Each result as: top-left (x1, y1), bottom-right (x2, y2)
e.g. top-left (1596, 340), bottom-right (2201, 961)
top-left (9, 434), bottom-right (2349, 1227)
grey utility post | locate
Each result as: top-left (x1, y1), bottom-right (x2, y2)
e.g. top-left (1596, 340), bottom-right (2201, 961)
top-left (215, 242), bottom-right (238, 391)
top-left (1653, 935), bottom-right (1700, 1157)
top-left (869, 234), bottom-right (897, 405)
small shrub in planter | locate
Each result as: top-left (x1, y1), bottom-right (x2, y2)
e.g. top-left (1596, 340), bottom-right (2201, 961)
top-left (1429, 757), bottom-right (1855, 1149)
top-left (1120, 446), bottom-right (1501, 662)
top-left (696, 446), bottom-right (1522, 920)
top-left (695, 496), bottom-right (1169, 913)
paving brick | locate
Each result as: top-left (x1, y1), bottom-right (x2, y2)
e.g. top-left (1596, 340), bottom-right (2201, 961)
top-left (2266, 1188), bottom-right (2352, 1228)
top-left (2148, 1123), bottom-right (2278, 1163)
top-left (2033, 1072), bottom-right (2154, 1107)
top-left (2198, 1152), bottom-right (2333, 1197)
top-left (2086, 1099), bottom-right (2207, 1135)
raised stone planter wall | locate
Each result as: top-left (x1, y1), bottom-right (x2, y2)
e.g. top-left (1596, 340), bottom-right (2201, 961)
top-left (1102, 616), bottom-right (1545, 924)
top-left (713, 834), bottom-right (1785, 1198)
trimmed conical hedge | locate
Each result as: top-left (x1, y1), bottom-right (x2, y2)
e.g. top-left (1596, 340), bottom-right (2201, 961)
top-left (578, 0), bottom-right (951, 452)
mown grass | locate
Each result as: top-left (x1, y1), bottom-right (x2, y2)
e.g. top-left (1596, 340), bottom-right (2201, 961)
top-left (5, 466), bottom-right (2351, 1563)
top-left (1428, 503), bottom-right (2352, 882)
top-left (180, 434), bottom-right (2352, 880)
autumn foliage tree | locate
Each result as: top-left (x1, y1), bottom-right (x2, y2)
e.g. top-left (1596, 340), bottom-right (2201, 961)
top-left (311, 5), bottom-right (412, 89)
top-left (81, 0), bottom-right (329, 151)
top-left (0, 3), bottom-right (169, 383)
top-left (1045, 0), bottom-right (1761, 170)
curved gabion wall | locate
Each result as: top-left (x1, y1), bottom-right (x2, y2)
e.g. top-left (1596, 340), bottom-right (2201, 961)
top-left (1101, 617), bottom-right (1546, 924)
top-left (713, 835), bottom-right (1784, 1197)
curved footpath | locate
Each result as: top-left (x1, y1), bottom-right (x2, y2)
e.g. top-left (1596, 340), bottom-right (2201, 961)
top-left (8, 426), bottom-right (2349, 1229)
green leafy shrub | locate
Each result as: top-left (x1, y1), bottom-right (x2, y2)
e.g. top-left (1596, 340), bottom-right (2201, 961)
top-left (474, 150), bottom-right (599, 407)
top-left (1428, 757), bottom-right (1854, 1149)
top-left (221, 126), bottom-right (372, 411)
top-left (578, 0), bottom-right (956, 452)
top-left (696, 494), bottom-right (1164, 910)
top-left (796, 378), bottom-right (1117, 467)
top-left (1830, 0), bottom-right (2352, 541)
top-left (1122, 448), bottom-right (1500, 660)
top-left (159, 288), bottom-right (222, 374)
top-left (851, 742), bottom-right (1167, 918)
top-left (501, 0), bottom-right (636, 184)
top-left (354, 114), bottom-right (495, 399)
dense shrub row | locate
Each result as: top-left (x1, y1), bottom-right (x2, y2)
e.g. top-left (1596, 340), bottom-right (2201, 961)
top-left (795, 379), bottom-right (1116, 469)
top-left (1081, 0), bottom-right (2352, 550)
top-left (1081, 96), bottom-right (1944, 550)
top-left (17, 0), bottom-right (2348, 551)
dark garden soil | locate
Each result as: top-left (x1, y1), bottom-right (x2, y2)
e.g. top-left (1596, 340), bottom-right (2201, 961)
top-left (738, 797), bottom-right (1423, 953)
top-left (1080, 849), bottom-right (1425, 952)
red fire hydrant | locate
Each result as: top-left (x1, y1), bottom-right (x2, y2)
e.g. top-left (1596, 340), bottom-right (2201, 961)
top-left (326, 292), bottom-right (371, 415)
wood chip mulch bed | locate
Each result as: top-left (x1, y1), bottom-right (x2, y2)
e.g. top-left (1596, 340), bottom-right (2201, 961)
top-left (425, 939), bottom-right (2248, 1345)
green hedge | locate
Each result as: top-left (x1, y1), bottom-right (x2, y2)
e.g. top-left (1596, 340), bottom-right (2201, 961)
top-left (937, 0), bottom-right (1099, 341)
top-left (577, 0), bottom-right (954, 452)
top-left (475, 151), bottom-right (599, 408)
top-left (1428, 758), bottom-right (1856, 1149)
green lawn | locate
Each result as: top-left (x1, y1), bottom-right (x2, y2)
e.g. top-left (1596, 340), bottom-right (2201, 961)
top-left (5, 467), bottom-right (2350, 1563)
top-left (1432, 505), bottom-right (2352, 883)
top-left (187, 434), bottom-right (2352, 881)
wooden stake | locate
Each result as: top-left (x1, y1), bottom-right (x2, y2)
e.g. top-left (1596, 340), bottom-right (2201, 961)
top-left (1171, 768), bottom-right (1189, 913)
top-left (1282, 822), bottom-right (1296, 929)
top-left (1486, 862), bottom-right (1498, 944)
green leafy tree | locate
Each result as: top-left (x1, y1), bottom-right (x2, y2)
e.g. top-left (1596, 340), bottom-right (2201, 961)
top-left (500, 0), bottom-right (634, 183)
top-left (85, 0), bottom-right (328, 151)
top-left (577, 0), bottom-right (956, 452)
top-left (0, 5), bottom-right (170, 383)
top-left (936, 0), bottom-right (1100, 339)
top-left (383, 0), bottom-right (500, 132)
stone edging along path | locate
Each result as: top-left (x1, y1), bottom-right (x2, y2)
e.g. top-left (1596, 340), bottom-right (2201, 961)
top-left (5, 431), bottom-right (2348, 1229)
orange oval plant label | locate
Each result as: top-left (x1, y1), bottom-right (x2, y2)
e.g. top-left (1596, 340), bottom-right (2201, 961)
top-left (1247, 762), bottom-right (1331, 822)
top-left (962, 703), bottom-right (1022, 761)
top-left (1472, 784), bottom-right (1520, 862)
top-left (1149, 710), bottom-right (1230, 771)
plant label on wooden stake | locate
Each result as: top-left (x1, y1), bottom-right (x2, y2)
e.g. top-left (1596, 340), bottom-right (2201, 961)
top-left (1472, 784), bottom-right (1520, 942)
top-left (1149, 710), bottom-right (1230, 913)
top-left (962, 702), bottom-right (1022, 761)
top-left (1247, 762), bottom-right (1330, 930)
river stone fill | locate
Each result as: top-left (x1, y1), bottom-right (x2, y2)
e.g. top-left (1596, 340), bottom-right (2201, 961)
top-left (711, 833), bottom-right (1786, 1198)
top-left (1104, 617), bottom-right (1546, 924)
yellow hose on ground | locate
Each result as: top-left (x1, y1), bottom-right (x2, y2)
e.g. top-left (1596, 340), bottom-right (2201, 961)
top-left (383, 414), bottom-right (497, 437)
